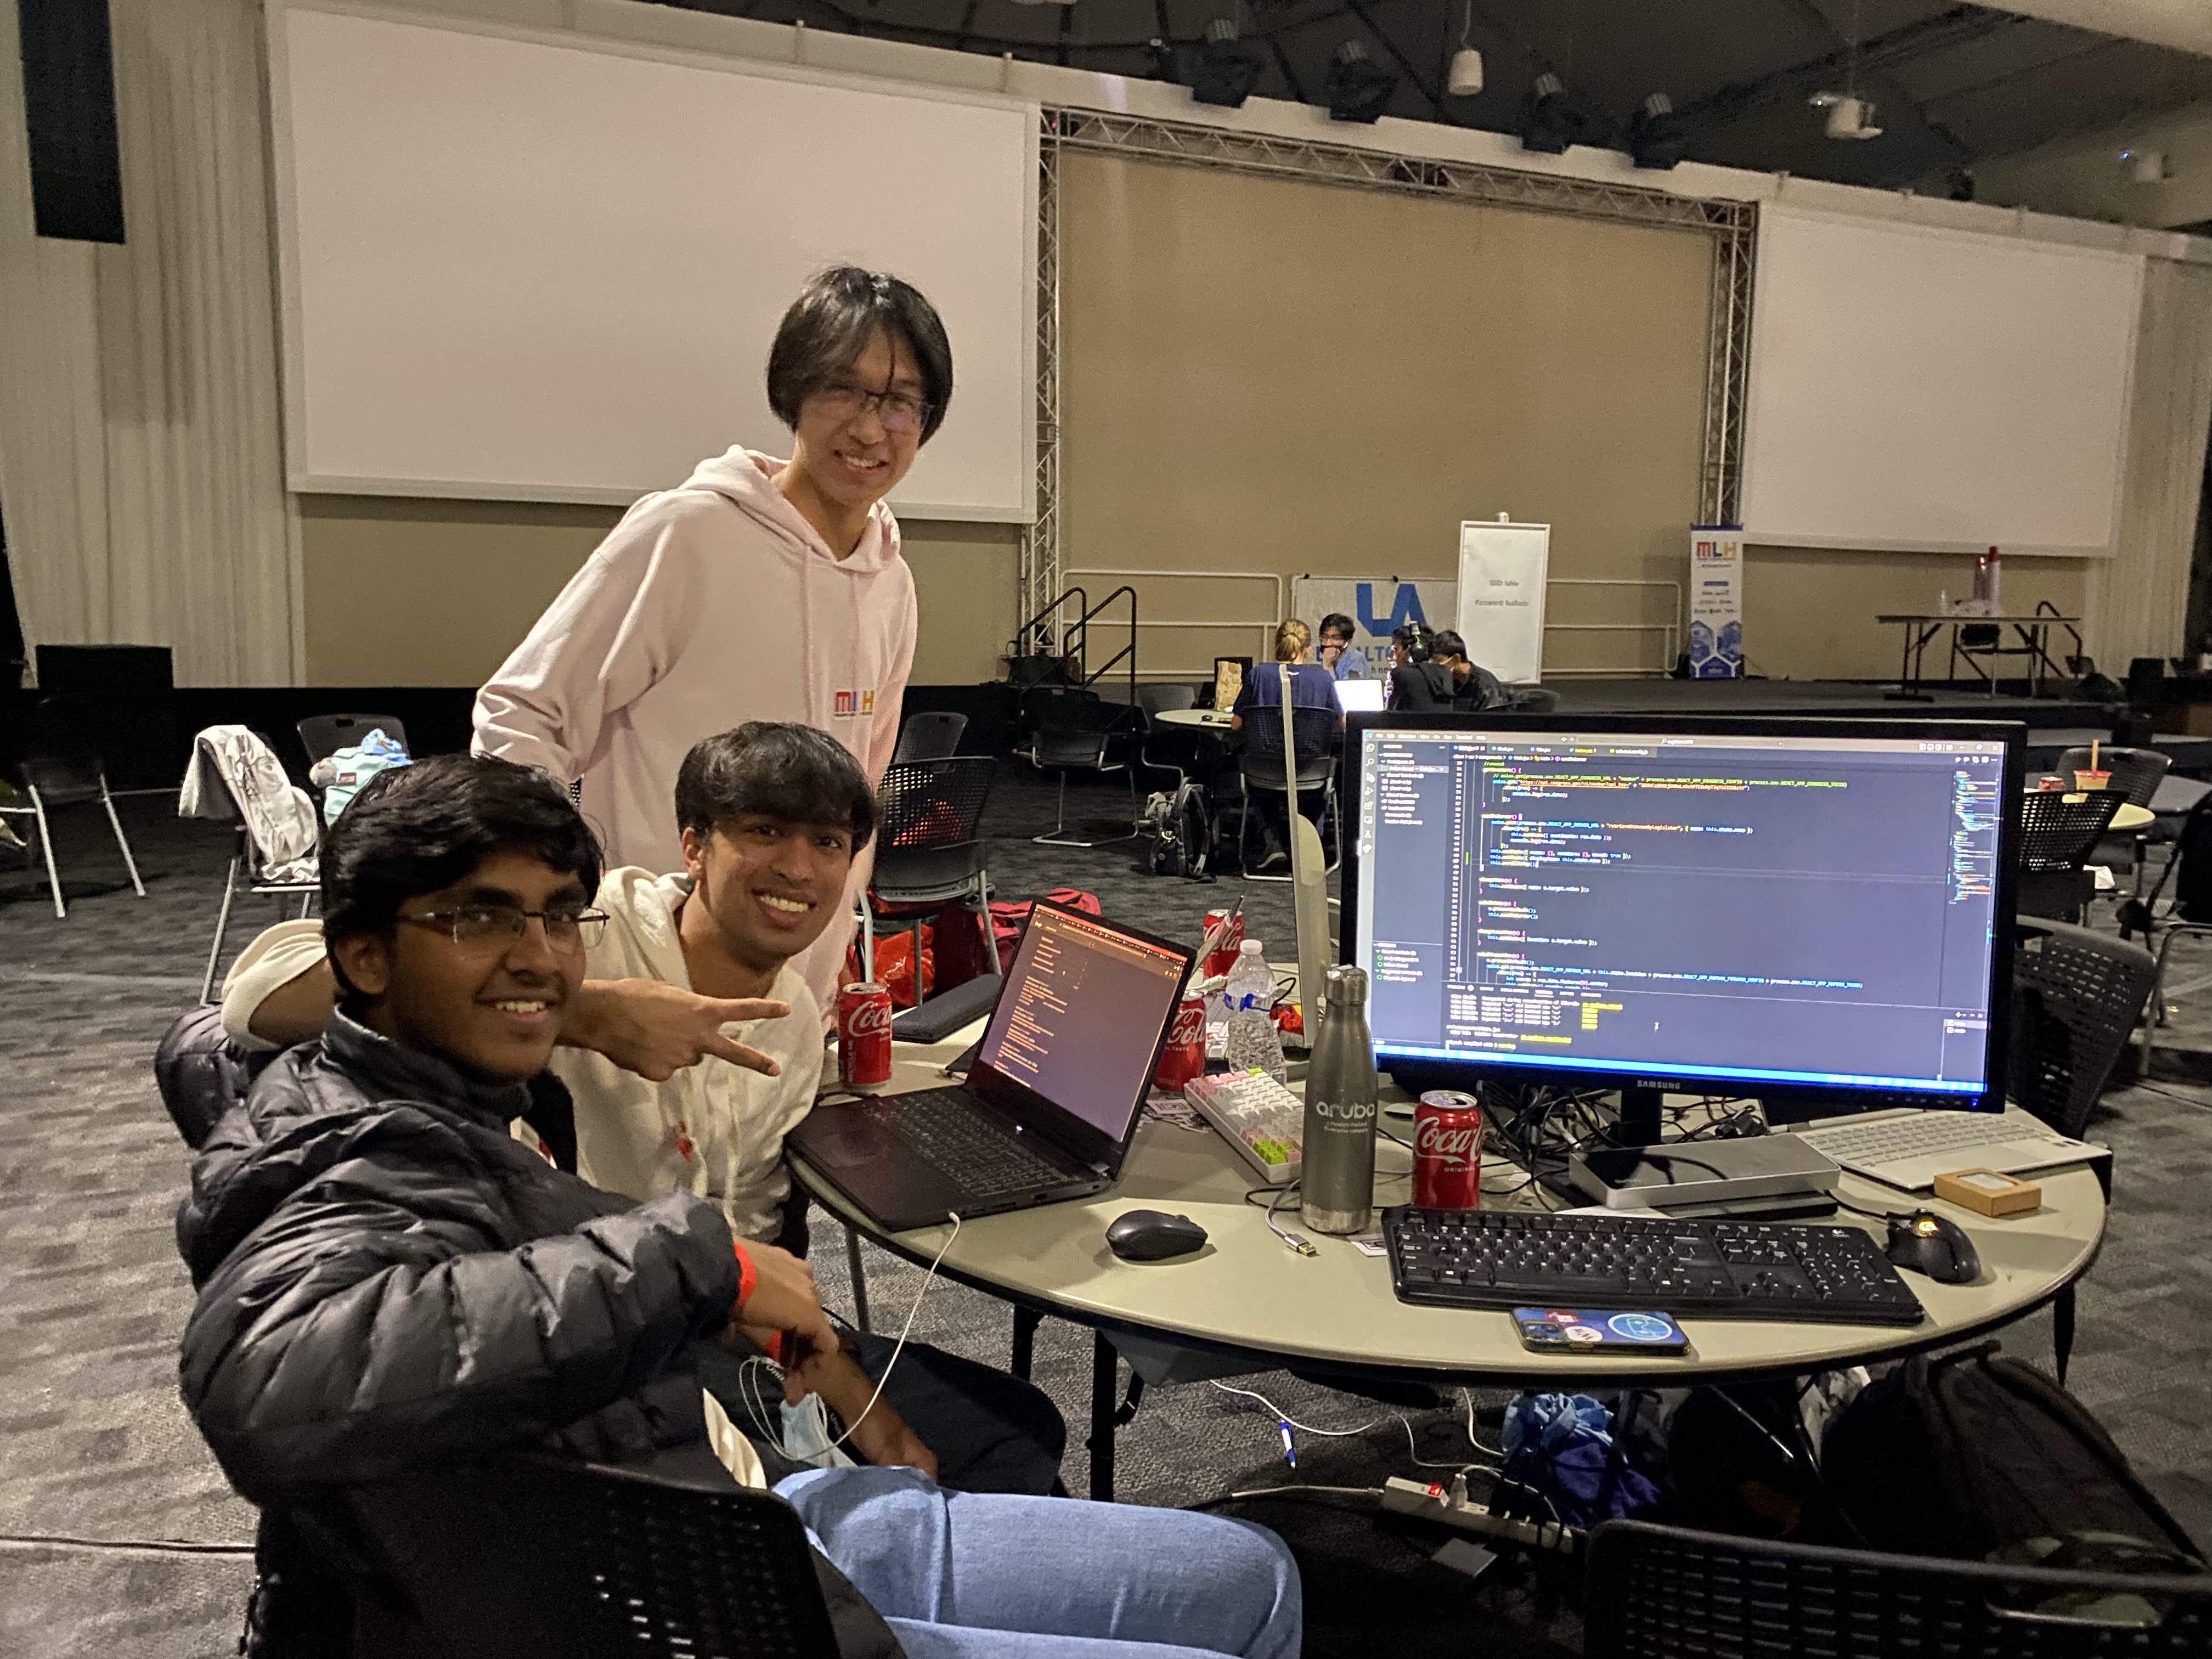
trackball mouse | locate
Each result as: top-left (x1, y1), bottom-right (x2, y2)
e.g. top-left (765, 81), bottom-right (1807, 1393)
top-left (1884, 1211), bottom-right (1983, 1285)
top-left (1107, 1209), bottom-right (1209, 1262)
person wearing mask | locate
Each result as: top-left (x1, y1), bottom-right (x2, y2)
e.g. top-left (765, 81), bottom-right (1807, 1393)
top-left (1427, 629), bottom-right (1510, 711)
top-left (176, 755), bottom-right (1304, 1658)
top-left (1230, 618), bottom-right (1341, 872)
top-left (1384, 621), bottom-right (1447, 712)
top-left (473, 267), bottom-right (946, 1015)
top-left (1316, 612), bottom-right (1369, 681)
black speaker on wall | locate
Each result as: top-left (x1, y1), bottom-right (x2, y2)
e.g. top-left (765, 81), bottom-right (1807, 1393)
top-left (16, 0), bottom-right (125, 244)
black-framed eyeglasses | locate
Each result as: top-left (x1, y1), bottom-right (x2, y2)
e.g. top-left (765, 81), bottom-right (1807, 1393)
top-left (814, 382), bottom-right (934, 435)
top-left (397, 905), bottom-right (608, 950)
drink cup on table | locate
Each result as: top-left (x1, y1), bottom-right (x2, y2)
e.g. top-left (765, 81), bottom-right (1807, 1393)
top-left (1413, 1090), bottom-right (1485, 1209)
top-left (1154, 994), bottom-right (1209, 1092)
top-left (837, 981), bottom-right (894, 1091)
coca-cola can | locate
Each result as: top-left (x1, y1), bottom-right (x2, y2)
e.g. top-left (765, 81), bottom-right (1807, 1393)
top-left (1154, 993), bottom-right (1209, 1092)
top-left (1413, 1090), bottom-right (1485, 1209)
top-left (1201, 908), bottom-right (1245, 980)
top-left (837, 982), bottom-right (894, 1091)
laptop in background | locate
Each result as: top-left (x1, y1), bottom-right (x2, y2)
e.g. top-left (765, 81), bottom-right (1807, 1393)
top-left (788, 900), bottom-right (1194, 1231)
top-left (1793, 1107), bottom-right (2108, 1192)
top-left (1334, 677), bottom-right (1385, 714)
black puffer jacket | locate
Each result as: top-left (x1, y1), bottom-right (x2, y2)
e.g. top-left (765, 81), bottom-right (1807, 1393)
top-left (175, 1012), bottom-right (894, 1657)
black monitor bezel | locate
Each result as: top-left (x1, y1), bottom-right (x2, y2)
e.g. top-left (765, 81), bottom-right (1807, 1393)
top-left (1336, 710), bottom-right (2025, 1117)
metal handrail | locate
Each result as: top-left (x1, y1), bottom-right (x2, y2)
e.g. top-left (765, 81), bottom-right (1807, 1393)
top-left (1068, 585), bottom-right (1140, 707)
top-left (1011, 585), bottom-right (1088, 663)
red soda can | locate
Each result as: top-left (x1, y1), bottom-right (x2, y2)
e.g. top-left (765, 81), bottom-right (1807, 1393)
top-left (1413, 1090), bottom-right (1485, 1209)
top-left (1154, 994), bottom-right (1209, 1092)
top-left (1201, 909), bottom-right (1245, 980)
top-left (837, 982), bottom-right (894, 1091)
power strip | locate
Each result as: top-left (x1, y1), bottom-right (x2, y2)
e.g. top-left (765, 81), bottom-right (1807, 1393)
top-left (1379, 1476), bottom-right (1582, 1555)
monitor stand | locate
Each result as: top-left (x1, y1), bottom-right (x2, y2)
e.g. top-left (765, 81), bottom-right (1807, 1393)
top-left (1615, 1086), bottom-right (1665, 1148)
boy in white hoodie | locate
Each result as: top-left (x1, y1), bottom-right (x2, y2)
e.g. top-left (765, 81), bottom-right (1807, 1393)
top-left (473, 267), bottom-right (949, 1014)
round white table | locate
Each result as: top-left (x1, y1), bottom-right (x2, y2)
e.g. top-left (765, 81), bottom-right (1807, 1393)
top-left (1153, 707), bottom-right (1235, 730)
top-left (794, 1026), bottom-right (2108, 1499)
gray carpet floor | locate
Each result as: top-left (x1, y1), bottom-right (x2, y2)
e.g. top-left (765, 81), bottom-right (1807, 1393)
top-left (2, 769), bottom-right (2208, 1658)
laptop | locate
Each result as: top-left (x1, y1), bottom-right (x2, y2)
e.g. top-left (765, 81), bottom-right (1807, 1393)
top-left (788, 900), bottom-right (1195, 1231)
top-left (1793, 1106), bottom-right (2108, 1193)
top-left (1334, 677), bottom-right (1385, 714)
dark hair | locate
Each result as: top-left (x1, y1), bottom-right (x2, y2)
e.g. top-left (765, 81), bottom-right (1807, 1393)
top-left (675, 723), bottom-right (876, 854)
top-left (1391, 622), bottom-right (1434, 662)
top-left (321, 754), bottom-right (603, 968)
top-left (1318, 612), bottom-right (1357, 644)
top-left (767, 267), bottom-right (954, 443)
top-left (1430, 629), bottom-right (1468, 662)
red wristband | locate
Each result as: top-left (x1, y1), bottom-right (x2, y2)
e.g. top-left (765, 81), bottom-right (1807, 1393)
top-left (732, 1239), bottom-right (757, 1310)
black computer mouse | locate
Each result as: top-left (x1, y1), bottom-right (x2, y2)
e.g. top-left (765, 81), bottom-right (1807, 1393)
top-left (1884, 1211), bottom-right (1983, 1285)
top-left (1106, 1209), bottom-right (1209, 1262)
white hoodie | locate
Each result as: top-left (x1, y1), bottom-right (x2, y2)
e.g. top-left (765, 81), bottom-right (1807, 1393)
top-left (474, 447), bottom-right (916, 1010)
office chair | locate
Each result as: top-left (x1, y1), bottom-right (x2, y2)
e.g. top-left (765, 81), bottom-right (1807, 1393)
top-left (1585, 1517), bottom-right (2212, 1658)
top-left (890, 711), bottom-right (967, 764)
top-left (297, 712), bottom-right (411, 766)
top-left (1234, 697), bottom-right (1338, 882)
top-left (862, 757), bottom-right (998, 989)
top-left (2008, 919), bottom-right (2155, 1139)
top-left (341, 1452), bottom-right (843, 1658)
top-left (1018, 687), bottom-right (1139, 847)
top-left (2015, 791), bottom-right (2129, 924)
top-left (12, 697), bottom-right (146, 919)
top-left (185, 727), bottom-right (324, 1002)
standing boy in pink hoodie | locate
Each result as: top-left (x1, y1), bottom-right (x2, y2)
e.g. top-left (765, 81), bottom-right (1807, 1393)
top-left (475, 268), bottom-right (949, 1014)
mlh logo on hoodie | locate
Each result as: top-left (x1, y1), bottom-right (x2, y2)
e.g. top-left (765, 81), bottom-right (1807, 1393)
top-left (832, 689), bottom-right (877, 718)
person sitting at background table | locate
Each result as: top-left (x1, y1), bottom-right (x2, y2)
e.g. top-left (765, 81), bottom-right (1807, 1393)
top-left (177, 753), bottom-right (1303, 1659)
top-left (217, 724), bottom-right (1066, 1496)
top-left (473, 266), bottom-right (948, 1020)
top-left (1317, 611), bottom-right (1368, 681)
top-left (1384, 621), bottom-right (1444, 712)
top-left (1229, 618), bottom-right (1341, 872)
top-left (1425, 629), bottom-right (1509, 712)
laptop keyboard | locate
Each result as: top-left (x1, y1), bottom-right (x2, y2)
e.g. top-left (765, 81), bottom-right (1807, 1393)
top-left (865, 1090), bottom-right (1075, 1198)
top-left (1799, 1112), bottom-right (2052, 1168)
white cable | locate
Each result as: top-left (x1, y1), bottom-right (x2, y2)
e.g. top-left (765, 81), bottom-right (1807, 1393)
top-left (760, 1212), bottom-right (962, 1462)
top-left (1209, 1379), bottom-right (1504, 1466)
top-left (1225, 1483), bottom-right (1385, 1500)
top-left (1209, 1379), bottom-right (1387, 1437)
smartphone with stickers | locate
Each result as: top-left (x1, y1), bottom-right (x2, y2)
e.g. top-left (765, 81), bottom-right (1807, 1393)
top-left (1512, 1307), bottom-right (1689, 1356)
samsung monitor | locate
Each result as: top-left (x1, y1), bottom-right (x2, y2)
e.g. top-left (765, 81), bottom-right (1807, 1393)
top-left (1340, 713), bottom-right (2023, 1139)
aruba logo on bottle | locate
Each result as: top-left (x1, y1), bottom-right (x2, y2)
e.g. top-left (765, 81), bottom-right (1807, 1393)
top-left (1356, 583), bottom-right (1427, 639)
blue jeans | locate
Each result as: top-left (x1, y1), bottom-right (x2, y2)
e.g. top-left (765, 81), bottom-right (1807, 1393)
top-left (777, 1466), bottom-right (1302, 1659)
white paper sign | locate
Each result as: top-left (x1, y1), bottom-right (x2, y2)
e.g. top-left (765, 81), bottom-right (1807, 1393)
top-left (1688, 527), bottom-right (1744, 679)
top-left (1455, 522), bottom-right (1550, 685)
top-left (1289, 577), bottom-right (1457, 681)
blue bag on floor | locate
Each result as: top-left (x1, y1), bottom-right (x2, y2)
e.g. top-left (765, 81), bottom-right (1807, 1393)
top-left (1498, 1392), bottom-right (1661, 1529)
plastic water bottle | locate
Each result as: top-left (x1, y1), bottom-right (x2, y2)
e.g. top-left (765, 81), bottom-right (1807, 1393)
top-left (1301, 966), bottom-right (1378, 1235)
top-left (1222, 940), bottom-right (1286, 1082)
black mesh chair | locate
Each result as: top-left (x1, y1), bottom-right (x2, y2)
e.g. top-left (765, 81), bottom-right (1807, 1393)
top-left (862, 757), bottom-right (997, 985)
top-left (2053, 745), bottom-right (2169, 808)
top-left (13, 698), bottom-right (145, 919)
top-left (1585, 1517), bottom-right (2212, 1658)
top-left (1018, 687), bottom-right (1139, 848)
top-left (342, 1452), bottom-right (842, 1658)
top-left (2008, 919), bottom-right (2156, 1138)
top-left (1235, 696), bottom-right (1339, 882)
top-left (890, 711), bottom-right (967, 764)
top-left (2016, 791), bottom-right (2129, 923)
top-left (297, 713), bottom-right (411, 765)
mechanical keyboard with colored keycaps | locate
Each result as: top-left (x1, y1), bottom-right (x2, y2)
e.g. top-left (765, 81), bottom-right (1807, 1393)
top-left (1383, 1206), bottom-right (1926, 1327)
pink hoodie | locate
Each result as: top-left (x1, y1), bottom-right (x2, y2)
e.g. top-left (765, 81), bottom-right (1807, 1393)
top-left (473, 447), bottom-right (916, 1010)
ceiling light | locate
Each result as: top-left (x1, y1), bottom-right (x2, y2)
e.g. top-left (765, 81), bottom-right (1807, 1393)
top-left (1325, 40), bottom-right (1397, 125)
top-left (1192, 17), bottom-right (1262, 109)
top-left (1627, 92), bottom-right (1687, 170)
top-left (1810, 91), bottom-right (1882, 140)
top-left (2121, 148), bottom-right (2169, 184)
top-left (1447, 48), bottom-right (1485, 97)
top-left (1517, 71), bottom-right (1583, 154)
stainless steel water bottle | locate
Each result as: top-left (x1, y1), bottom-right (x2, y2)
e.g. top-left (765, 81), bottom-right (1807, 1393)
top-left (1301, 966), bottom-right (1378, 1234)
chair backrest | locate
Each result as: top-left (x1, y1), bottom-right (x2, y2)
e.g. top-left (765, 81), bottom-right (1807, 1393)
top-left (343, 1452), bottom-right (843, 1658)
top-left (1503, 685), bottom-right (1560, 715)
top-left (1137, 682), bottom-right (1197, 715)
top-left (1241, 691), bottom-right (1336, 769)
top-left (2010, 919), bottom-right (2158, 1137)
top-left (891, 710), bottom-right (968, 763)
top-left (22, 694), bottom-right (99, 765)
top-left (2017, 791), bottom-right (2128, 873)
top-left (878, 757), bottom-right (994, 850)
top-left (2053, 746), bottom-right (2170, 809)
top-left (182, 726), bottom-right (321, 881)
top-left (20, 751), bottom-right (109, 807)
top-left (1585, 1517), bottom-right (2212, 1659)
top-left (298, 713), bottom-right (411, 765)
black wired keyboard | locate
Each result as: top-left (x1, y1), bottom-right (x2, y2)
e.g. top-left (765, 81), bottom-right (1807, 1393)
top-left (864, 1090), bottom-right (1075, 1198)
top-left (1383, 1206), bottom-right (1926, 1327)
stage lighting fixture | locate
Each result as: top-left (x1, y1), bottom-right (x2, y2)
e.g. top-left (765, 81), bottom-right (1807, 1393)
top-left (1325, 40), bottom-right (1397, 125)
top-left (1627, 92), bottom-right (1687, 170)
top-left (1192, 18), bottom-right (1262, 109)
top-left (2121, 147), bottom-right (2169, 184)
top-left (1448, 49), bottom-right (1485, 97)
top-left (1809, 91), bottom-right (1882, 140)
top-left (1517, 71), bottom-right (1583, 154)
